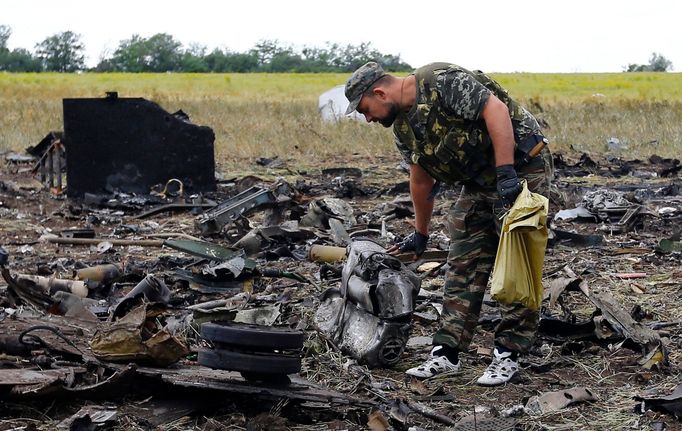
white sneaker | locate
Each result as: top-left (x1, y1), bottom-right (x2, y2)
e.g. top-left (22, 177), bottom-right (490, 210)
top-left (476, 347), bottom-right (519, 386)
top-left (405, 345), bottom-right (461, 379)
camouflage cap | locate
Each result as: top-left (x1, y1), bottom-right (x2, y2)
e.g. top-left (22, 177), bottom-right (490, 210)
top-left (344, 61), bottom-right (386, 115)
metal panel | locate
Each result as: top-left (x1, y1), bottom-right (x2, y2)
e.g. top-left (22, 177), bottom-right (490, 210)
top-left (63, 94), bottom-right (215, 197)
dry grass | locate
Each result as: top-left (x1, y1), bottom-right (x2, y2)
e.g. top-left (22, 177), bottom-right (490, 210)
top-left (537, 99), bottom-right (682, 158)
top-left (1, 72), bottom-right (681, 171)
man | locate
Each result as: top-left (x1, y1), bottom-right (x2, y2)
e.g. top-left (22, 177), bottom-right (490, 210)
top-left (344, 62), bottom-right (552, 386)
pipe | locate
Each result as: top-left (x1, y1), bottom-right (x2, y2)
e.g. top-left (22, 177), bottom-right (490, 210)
top-left (46, 237), bottom-right (164, 247)
top-left (75, 263), bottom-right (122, 283)
top-left (309, 244), bottom-right (346, 263)
top-left (16, 274), bottom-right (88, 298)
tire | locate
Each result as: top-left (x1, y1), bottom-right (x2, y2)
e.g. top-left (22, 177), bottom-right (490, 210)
top-left (200, 322), bottom-right (304, 350)
top-left (197, 348), bottom-right (301, 375)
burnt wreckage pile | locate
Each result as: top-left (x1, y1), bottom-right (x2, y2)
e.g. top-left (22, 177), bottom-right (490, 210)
top-left (0, 95), bottom-right (681, 429)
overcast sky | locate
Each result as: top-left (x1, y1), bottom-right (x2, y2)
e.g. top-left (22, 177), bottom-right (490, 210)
top-left (3, 0), bottom-right (681, 72)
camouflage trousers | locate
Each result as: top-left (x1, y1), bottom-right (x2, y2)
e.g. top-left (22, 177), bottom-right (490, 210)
top-left (432, 149), bottom-right (553, 354)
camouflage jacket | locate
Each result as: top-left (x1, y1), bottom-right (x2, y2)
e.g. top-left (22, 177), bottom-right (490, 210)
top-left (394, 62), bottom-right (541, 187)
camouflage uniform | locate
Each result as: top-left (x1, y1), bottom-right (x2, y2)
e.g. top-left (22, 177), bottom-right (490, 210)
top-left (394, 63), bottom-right (553, 354)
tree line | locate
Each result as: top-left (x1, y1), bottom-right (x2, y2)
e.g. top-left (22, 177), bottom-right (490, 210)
top-left (0, 25), bottom-right (411, 73)
top-left (624, 53), bottom-right (673, 72)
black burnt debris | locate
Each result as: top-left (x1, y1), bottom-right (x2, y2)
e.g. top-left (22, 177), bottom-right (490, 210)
top-left (0, 140), bottom-right (681, 429)
top-left (63, 92), bottom-right (216, 198)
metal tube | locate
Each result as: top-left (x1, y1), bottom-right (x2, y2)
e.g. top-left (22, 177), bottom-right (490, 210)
top-left (46, 237), bottom-right (164, 247)
top-left (309, 245), bottom-right (346, 263)
top-left (47, 149), bottom-right (54, 188)
top-left (75, 264), bottom-right (122, 283)
top-left (54, 146), bottom-right (62, 192)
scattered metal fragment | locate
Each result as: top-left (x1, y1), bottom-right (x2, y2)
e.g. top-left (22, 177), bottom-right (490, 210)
top-left (1, 368), bottom-right (82, 397)
top-left (540, 272), bottom-right (668, 367)
top-left (151, 178), bottom-right (184, 199)
top-left (52, 291), bottom-right (100, 321)
top-left (315, 239), bottom-right (420, 368)
top-left (57, 406), bottom-right (118, 430)
top-left (195, 182), bottom-right (292, 235)
top-left (26, 131), bottom-right (62, 158)
top-left (134, 201), bottom-right (216, 219)
top-left (581, 189), bottom-right (632, 212)
top-left (174, 269), bottom-right (249, 295)
top-left (597, 205), bottom-right (643, 233)
top-left (30, 132), bottom-right (66, 194)
top-left (135, 366), bottom-right (374, 407)
top-left (658, 207), bottom-right (678, 216)
top-left (163, 239), bottom-right (253, 267)
top-left (233, 305), bottom-right (281, 326)
top-left (554, 206), bottom-right (597, 221)
top-left (551, 229), bottom-right (603, 247)
top-left (525, 387), bottom-right (597, 415)
top-left (328, 217), bottom-right (352, 245)
top-left (300, 197), bottom-right (356, 229)
top-left (587, 289), bottom-right (666, 367)
top-left (3, 152), bottom-right (36, 163)
top-left (395, 399), bottom-right (454, 426)
top-left (634, 383), bottom-right (682, 418)
top-left (233, 222), bottom-right (315, 256)
top-left (121, 274), bottom-right (170, 304)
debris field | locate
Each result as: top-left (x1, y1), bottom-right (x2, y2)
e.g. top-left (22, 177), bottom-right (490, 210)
top-left (0, 98), bottom-right (681, 431)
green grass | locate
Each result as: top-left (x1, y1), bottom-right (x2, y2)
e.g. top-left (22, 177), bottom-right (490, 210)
top-left (495, 72), bottom-right (682, 102)
top-left (1, 72), bottom-right (681, 169)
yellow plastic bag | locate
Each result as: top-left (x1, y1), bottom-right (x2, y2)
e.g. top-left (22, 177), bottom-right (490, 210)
top-left (491, 180), bottom-right (549, 310)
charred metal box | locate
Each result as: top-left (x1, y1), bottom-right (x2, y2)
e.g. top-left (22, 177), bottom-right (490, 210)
top-left (63, 94), bottom-right (216, 198)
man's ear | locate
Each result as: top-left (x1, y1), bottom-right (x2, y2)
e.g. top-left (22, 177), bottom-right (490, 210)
top-left (372, 87), bottom-right (387, 100)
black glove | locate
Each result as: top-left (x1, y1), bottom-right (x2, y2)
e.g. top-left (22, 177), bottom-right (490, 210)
top-left (496, 164), bottom-right (522, 206)
top-left (398, 231), bottom-right (429, 257)
top-left (0, 246), bottom-right (7, 267)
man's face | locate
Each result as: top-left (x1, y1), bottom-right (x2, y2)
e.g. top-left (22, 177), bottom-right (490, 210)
top-left (356, 93), bottom-right (399, 128)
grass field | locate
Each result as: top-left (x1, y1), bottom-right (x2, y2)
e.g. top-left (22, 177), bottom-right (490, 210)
top-left (1, 72), bottom-right (681, 169)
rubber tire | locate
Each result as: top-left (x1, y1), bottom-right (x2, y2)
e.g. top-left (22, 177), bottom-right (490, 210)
top-left (200, 322), bottom-right (304, 350)
top-left (197, 348), bottom-right (301, 374)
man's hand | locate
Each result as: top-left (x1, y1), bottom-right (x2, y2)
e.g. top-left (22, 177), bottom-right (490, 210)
top-left (496, 164), bottom-right (522, 206)
top-left (388, 231), bottom-right (429, 257)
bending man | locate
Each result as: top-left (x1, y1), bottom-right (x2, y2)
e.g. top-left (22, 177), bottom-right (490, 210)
top-left (344, 61), bottom-right (552, 386)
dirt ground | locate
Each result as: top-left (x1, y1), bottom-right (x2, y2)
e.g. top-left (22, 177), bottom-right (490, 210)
top-left (0, 150), bottom-right (680, 430)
